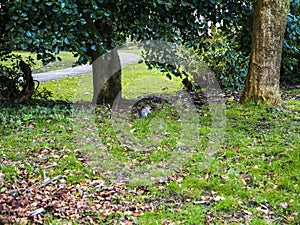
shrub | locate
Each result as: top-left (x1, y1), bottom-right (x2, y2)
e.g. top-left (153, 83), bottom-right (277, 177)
top-left (198, 30), bottom-right (249, 91)
top-left (281, 0), bottom-right (300, 84)
top-left (0, 53), bottom-right (52, 101)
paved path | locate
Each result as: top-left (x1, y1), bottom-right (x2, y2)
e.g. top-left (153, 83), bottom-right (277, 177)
top-left (33, 52), bottom-right (141, 82)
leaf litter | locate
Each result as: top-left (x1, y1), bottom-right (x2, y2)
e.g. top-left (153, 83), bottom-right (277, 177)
top-left (0, 143), bottom-right (154, 224)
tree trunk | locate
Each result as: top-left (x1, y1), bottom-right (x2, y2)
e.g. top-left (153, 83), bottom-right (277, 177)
top-left (92, 49), bottom-right (121, 105)
top-left (77, 4), bottom-right (122, 105)
top-left (240, 0), bottom-right (290, 106)
top-left (19, 60), bottom-right (35, 100)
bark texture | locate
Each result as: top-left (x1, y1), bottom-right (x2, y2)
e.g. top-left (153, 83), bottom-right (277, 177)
top-left (78, 3), bottom-right (122, 105)
top-left (240, 0), bottom-right (290, 106)
top-left (92, 49), bottom-right (121, 105)
top-left (19, 60), bottom-right (35, 100)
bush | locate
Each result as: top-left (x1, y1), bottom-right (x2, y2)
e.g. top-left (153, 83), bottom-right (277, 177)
top-left (0, 53), bottom-right (52, 101)
top-left (281, 0), bottom-right (300, 84)
top-left (198, 30), bottom-right (249, 91)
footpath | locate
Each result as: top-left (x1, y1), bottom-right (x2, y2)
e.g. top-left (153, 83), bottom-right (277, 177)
top-left (33, 52), bottom-right (141, 82)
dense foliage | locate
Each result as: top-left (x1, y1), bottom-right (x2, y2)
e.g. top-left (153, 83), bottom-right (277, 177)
top-left (282, 0), bottom-right (300, 83)
top-left (0, 0), bottom-right (299, 92)
top-left (200, 31), bottom-right (249, 91)
top-left (0, 54), bottom-right (38, 100)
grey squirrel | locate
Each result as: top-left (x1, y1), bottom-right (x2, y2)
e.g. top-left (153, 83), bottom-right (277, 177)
top-left (140, 106), bottom-right (151, 117)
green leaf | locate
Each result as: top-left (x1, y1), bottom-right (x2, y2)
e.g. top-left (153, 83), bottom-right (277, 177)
top-left (181, 2), bottom-right (187, 6)
top-left (26, 31), bottom-right (32, 37)
top-left (6, 22), bottom-right (14, 30)
top-left (64, 38), bottom-right (70, 45)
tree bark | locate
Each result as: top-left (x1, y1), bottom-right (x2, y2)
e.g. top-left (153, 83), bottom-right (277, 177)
top-left (240, 0), bottom-right (290, 106)
top-left (77, 4), bottom-right (122, 105)
top-left (92, 49), bottom-right (121, 105)
top-left (91, 17), bottom-right (121, 105)
top-left (19, 60), bottom-right (35, 100)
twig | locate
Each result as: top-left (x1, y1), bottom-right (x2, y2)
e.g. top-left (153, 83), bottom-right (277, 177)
top-left (8, 175), bottom-right (62, 195)
top-left (38, 175), bottom-right (62, 188)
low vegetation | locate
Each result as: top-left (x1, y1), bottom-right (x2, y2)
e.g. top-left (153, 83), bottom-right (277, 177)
top-left (0, 57), bottom-right (299, 224)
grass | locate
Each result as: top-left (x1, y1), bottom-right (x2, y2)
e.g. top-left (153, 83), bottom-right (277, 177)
top-left (0, 59), bottom-right (299, 224)
top-left (38, 62), bottom-right (183, 101)
top-left (0, 51), bottom-right (77, 73)
top-left (133, 100), bottom-right (300, 224)
top-left (118, 45), bottom-right (143, 55)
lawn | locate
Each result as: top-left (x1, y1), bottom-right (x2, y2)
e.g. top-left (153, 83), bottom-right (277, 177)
top-left (38, 62), bottom-right (183, 101)
top-left (0, 57), bottom-right (299, 224)
top-left (0, 51), bottom-right (77, 73)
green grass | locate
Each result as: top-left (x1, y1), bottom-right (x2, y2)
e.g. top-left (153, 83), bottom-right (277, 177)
top-left (122, 63), bottom-right (183, 99)
top-left (38, 62), bottom-right (183, 101)
top-left (33, 51), bottom-right (78, 73)
top-left (0, 61), bottom-right (299, 224)
top-left (0, 51), bottom-right (77, 73)
top-left (133, 101), bottom-right (299, 224)
top-left (118, 45), bottom-right (143, 55)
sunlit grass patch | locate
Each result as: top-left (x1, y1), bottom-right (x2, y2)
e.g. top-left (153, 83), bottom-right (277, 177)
top-left (122, 63), bottom-right (183, 99)
top-left (38, 62), bottom-right (183, 102)
top-left (0, 51), bottom-right (77, 72)
top-left (38, 73), bottom-right (92, 101)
